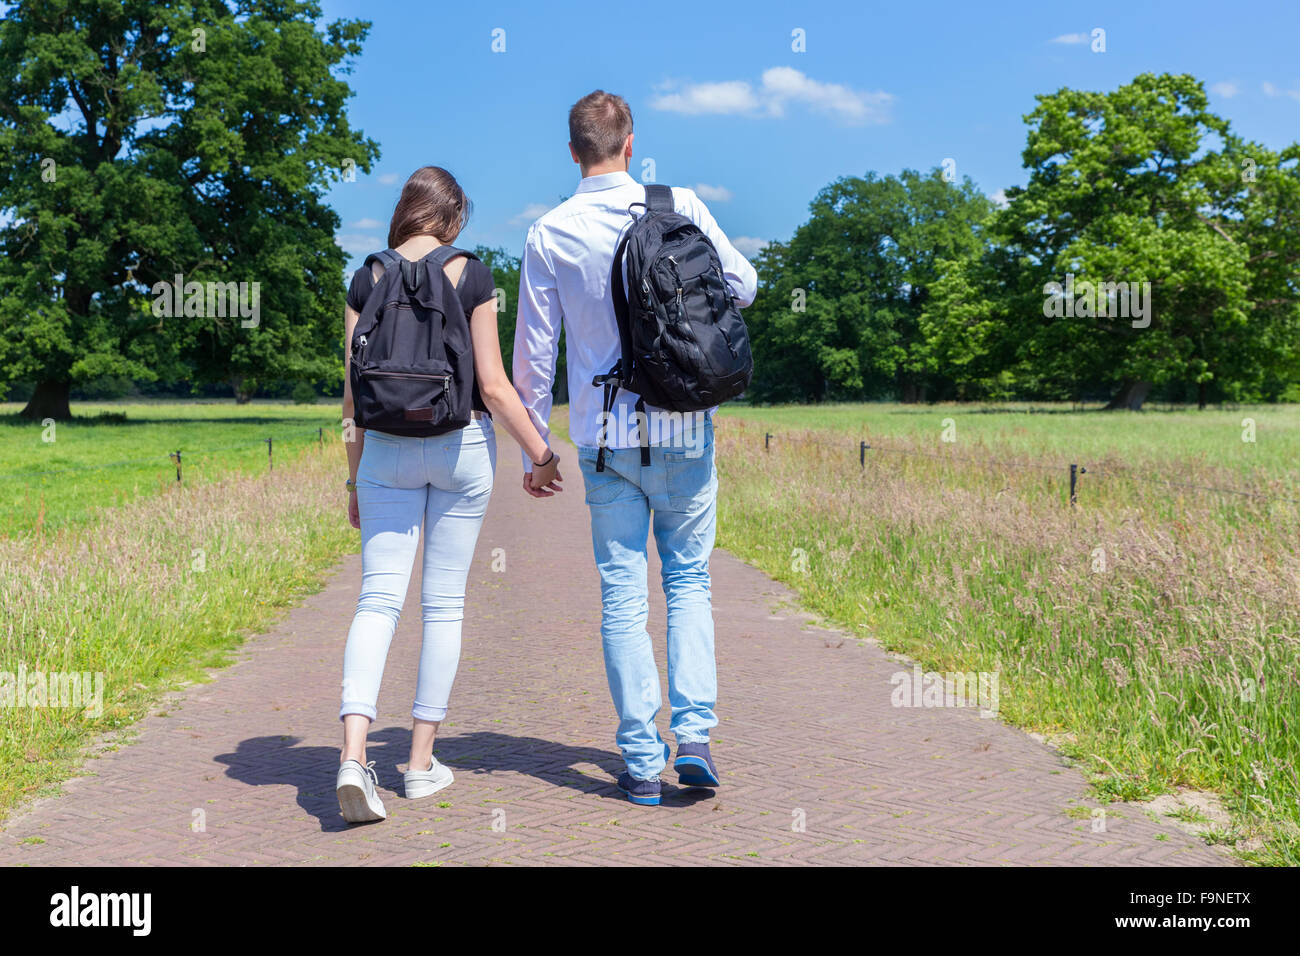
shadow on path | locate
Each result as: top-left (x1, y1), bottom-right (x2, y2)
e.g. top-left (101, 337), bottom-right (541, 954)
top-left (217, 728), bottom-right (712, 830)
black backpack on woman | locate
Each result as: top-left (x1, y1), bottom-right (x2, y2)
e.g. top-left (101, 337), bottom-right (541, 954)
top-left (349, 246), bottom-right (477, 436)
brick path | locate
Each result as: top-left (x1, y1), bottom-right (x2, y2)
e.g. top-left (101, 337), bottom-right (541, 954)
top-left (0, 431), bottom-right (1231, 866)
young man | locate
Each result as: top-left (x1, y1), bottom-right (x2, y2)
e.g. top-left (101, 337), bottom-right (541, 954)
top-left (513, 90), bottom-right (757, 805)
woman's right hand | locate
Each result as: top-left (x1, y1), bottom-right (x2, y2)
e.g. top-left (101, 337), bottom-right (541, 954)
top-left (348, 490), bottom-right (360, 529)
top-left (527, 453), bottom-right (563, 497)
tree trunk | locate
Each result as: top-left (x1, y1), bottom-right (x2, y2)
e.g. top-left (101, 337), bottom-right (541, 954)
top-left (20, 380), bottom-right (72, 421)
top-left (1103, 379), bottom-right (1151, 411)
top-left (900, 380), bottom-right (920, 404)
top-left (230, 376), bottom-right (255, 404)
top-left (1197, 381), bottom-right (1207, 410)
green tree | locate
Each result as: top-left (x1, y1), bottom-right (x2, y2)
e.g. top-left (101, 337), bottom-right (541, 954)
top-left (745, 169), bottom-right (992, 403)
top-left (931, 72), bottom-right (1300, 410)
top-left (473, 243), bottom-right (568, 403)
top-left (472, 245), bottom-right (519, 374)
top-left (0, 0), bottom-right (378, 418)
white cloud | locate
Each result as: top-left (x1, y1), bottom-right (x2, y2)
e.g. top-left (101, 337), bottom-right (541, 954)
top-left (694, 183), bottom-right (733, 202)
top-left (338, 233), bottom-right (385, 256)
top-left (760, 67), bottom-right (892, 123)
top-left (1260, 81), bottom-right (1300, 100)
top-left (989, 189), bottom-right (1009, 209)
top-left (731, 236), bottom-right (769, 258)
top-left (350, 217), bottom-right (385, 230)
top-left (1050, 33), bottom-right (1089, 44)
top-left (651, 80), bottom-right (760, 116)
top-left (651, 67), bottom-right (893, 125)
top-left (510, 202), bottom-right (552, 226)
top-left (377, 173), bottom-right (400, 185)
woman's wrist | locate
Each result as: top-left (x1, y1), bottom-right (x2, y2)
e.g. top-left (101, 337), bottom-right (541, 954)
top-left (531, 448), bottom-right (555, 468)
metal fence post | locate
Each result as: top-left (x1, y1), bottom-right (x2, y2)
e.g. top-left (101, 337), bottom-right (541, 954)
top-left (266, 437), bottom-right (273, 471)
top-left (1070, 464), bottom-right (1087, 506)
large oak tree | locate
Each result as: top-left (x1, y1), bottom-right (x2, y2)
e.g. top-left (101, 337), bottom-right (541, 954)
top-left (0, 0), bottom-right (378, 418)
top-left (923, 73), bottom-right (1300, 409)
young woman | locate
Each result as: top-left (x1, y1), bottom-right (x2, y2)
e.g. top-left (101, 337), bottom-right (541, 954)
top-left (335, 166), bottom-right (562, 824)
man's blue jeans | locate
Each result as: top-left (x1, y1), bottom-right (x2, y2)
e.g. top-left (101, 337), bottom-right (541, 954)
top-left (576, 421), bottom-right (718, 780)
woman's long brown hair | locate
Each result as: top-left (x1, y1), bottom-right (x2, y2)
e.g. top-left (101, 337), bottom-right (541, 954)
top-left (387, 166), bottom-right (472, 248)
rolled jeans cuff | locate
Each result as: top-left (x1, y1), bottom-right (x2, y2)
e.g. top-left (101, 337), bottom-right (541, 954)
top-left (339, 703), bottom-right (376, 722)
top-left (412, 703), bottom-right (448, 722)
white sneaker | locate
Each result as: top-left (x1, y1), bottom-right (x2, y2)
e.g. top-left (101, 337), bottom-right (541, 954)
top-left (404, 755), bottom-right (454, 799)
top-left (336, 759), bottom-right (387, 824)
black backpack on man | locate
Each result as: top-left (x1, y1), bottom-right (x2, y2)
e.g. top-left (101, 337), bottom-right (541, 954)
top-left (349, 246), bottom-right (478, 436)
top-left (593, 184), bottom-right (753, 471)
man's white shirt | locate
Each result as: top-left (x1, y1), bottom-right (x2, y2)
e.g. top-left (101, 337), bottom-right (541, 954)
top-left (513, 171), bottom-right (758, 468)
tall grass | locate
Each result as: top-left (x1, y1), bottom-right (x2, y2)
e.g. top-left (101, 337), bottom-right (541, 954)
top-left (713, 412), bottom-right (1300, 865)
top-left (0, 439), bottom-right (355, 819)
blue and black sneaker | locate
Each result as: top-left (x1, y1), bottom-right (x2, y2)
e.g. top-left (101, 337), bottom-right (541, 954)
top-left (674, 741), bottom-right (721, 788)
top-left (616, 772), bottom-right (662, 806)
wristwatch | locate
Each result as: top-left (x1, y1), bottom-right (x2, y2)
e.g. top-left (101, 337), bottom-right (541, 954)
top-left (345, 477), bottom-right (357, 492)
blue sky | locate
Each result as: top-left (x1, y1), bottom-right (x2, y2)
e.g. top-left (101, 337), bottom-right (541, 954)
top-left (320, 0), bottom-right (1300, 268)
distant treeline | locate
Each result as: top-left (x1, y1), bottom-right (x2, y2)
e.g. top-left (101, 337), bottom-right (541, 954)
top-left (742, 73), bottom-right (1300, 410)
top-left (475, 75), bottom-right (1300, 413)
top-left (3, 4), bottom-right (1294, 420)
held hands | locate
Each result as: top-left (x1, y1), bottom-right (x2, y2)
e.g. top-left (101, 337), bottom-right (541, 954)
top-left (523, 451), bottom-right (563, 498)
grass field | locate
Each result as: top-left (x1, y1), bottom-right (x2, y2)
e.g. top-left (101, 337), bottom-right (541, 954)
top-left (721, 402), bottom-right (1300, 487)
top-left (0, 400), bottom-right (355, 818)
top-left (0, 401), bottom-right (341, 536)
top-left (713, 402), bottom-right (1300, 864)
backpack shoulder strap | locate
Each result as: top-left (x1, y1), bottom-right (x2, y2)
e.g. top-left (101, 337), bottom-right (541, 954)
top-left (644, 184), bottom-right (674, 214)
top-left (423, 245), bottom-right (479, 291)
top-left (361, 248), bottom-right (401, 288)
top-left (423, 245), bottom-right (479, 267)
top-left (609, 228), bottom-right (636, 384)
top-left (363, 248), bottom-right (400, 272)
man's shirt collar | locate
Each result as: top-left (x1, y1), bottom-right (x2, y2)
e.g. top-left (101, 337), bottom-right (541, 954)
top-left (575, 170), bottom-right (637, 194)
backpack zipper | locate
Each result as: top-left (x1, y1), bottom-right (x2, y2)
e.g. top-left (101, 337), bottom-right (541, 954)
top-left (667, 256), bottom-right (684, 314)
top-left (362, 369), bottom-right (452, 391)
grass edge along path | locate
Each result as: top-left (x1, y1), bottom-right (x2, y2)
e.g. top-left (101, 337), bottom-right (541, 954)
top-left (711, 416), bottom-right (1300, 866)
top-left (0, 439), bottom-right (356, 822)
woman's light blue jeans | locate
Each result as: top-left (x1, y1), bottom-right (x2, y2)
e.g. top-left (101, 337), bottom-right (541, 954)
top-left (576, 420), bottom-right (719, 781)
top-left (340, 418), bottom-right (495, 724)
